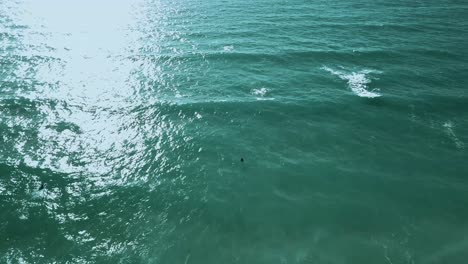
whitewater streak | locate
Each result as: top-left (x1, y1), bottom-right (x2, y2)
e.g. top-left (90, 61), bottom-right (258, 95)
top-left (322, 66), bottom-right (382, 98)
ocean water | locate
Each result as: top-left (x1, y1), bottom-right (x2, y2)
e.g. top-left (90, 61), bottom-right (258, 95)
top-left (1, 0), bottom-right (468, 263)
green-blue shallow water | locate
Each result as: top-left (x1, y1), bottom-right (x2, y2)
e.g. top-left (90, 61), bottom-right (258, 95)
top-left (1, 0), bottom-right (468, 263)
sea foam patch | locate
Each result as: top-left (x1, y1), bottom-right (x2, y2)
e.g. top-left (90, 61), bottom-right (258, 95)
top-left (322, 66), bottom-right (382, 98)
top-left (252, 87), bottom-right (268, 97)
top-left (223, 45), bottom-right (234, 52)
top-left (251, 87), bottom-right (274, 100)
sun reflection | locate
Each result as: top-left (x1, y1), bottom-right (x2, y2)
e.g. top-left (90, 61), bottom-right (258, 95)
top-left (0, 0), bottom-right (196, 189)
top-left (1, 1), bottom-right (204, 260)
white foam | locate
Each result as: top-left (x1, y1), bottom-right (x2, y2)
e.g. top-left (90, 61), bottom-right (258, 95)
top-left (251, 87), bottom-right (273, 100)
top-left (223, 45), bottom-right (234, 52)
top-left (252, 87), bottom-right (268, 97)
top-left (31, 190), bottom-right (45, 200)
top-left (255, 97), bottom-right (275, 101)
top-left (443, 121), bottom-right (464, 149)
top-left (322, 66), bottom-right (382, 98)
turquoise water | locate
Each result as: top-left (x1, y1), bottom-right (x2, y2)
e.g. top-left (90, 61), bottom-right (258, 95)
top-left (1, 0), bottom-right (468, 263)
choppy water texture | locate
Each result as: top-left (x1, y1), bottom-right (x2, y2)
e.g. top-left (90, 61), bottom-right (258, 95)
top-left (1, 0), bottom-right (468, 263)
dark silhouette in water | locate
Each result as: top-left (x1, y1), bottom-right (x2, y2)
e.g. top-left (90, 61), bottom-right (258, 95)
top-left (240, 158), bottom-right (244, 162)
top-left (39, 183), bottom-right (44, 191)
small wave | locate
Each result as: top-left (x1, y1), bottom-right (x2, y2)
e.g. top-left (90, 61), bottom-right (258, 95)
top-left (322, 66), bottom-right (382, 98)
top-left (255, 97), bottom-right (275, 101)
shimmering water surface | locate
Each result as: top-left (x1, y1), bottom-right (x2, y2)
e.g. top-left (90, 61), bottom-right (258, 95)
top-left (1, 0), bottom-right (468, 263)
